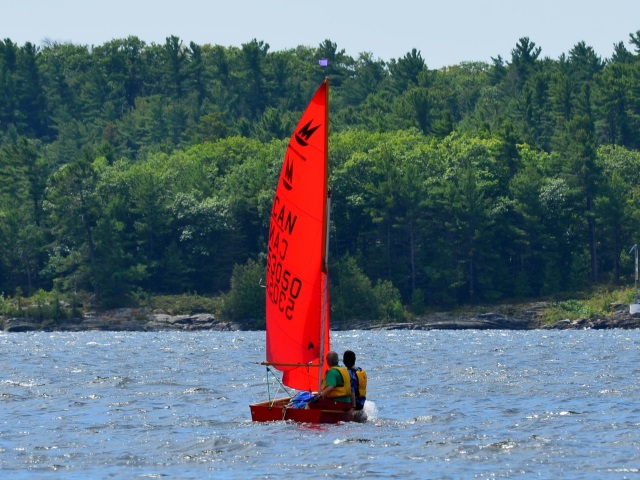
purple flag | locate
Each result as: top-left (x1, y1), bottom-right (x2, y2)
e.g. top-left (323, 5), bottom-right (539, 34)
top-left (318, 59), bottom-right (328, 67)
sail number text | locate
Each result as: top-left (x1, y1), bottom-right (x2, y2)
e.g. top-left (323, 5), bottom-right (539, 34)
top-left (267, 254), bottom-right (302, 320)
top-left (268, 197), bottom-right (302, 320)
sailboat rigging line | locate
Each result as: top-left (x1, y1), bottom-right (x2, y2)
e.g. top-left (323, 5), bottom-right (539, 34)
top-left (265, 366), bottom-right (293, 404)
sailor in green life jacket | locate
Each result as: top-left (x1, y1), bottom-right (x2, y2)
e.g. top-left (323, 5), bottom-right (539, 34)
top-left (309, 350), bottom-right (352, 411)
top-left (343, 349), bottom-right (367, 410)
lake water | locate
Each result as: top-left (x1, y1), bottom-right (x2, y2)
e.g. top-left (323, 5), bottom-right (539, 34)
top-left (1, 329), bottom-right (640, 479)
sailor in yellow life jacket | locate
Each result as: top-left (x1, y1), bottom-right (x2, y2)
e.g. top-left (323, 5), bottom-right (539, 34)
top-left (309, 351), bottom-right (352, 411)
top-left (343, 349), bottom-right (367, 410)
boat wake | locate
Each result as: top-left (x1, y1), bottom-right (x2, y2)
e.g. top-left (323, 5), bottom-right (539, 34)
top-left (361, 400), bottom-right (377, 421)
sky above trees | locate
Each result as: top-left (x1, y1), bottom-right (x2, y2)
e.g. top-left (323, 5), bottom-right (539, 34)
top-left (3, 0), bottom-right (640, 68)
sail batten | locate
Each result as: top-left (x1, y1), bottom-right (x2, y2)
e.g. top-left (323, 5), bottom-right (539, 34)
top-left (265, 81), bottom-right (330, 391)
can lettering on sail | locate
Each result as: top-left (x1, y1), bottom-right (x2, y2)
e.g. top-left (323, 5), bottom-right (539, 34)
top-left (271, 195), bottom-right (297, 235)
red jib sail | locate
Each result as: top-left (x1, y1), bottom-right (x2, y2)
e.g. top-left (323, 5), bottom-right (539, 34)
top-left (265, 80), bottom-right (330, 391)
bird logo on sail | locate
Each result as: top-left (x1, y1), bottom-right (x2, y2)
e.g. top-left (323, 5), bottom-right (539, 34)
top-left (282, 119), bottom-right (321, 191)
top-left (295, 120), bottom-right (320, 147)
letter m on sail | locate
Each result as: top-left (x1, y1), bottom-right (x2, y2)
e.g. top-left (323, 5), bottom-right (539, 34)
top-left (295, 120), bottom-right (321, 146)
top-left (283, 156), bottom-right (294, 190)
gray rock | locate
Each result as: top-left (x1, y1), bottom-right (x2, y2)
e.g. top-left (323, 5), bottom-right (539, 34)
top-left (4, 317), bottom-right (42, 332)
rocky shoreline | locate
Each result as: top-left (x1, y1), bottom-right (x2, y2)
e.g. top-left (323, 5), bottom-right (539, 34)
top-left (3, 302), bottom-right (640, 333)
top-left (336, 301), bottom-right (640, 331)
top-left (1, 309), bottom-right (242, 333)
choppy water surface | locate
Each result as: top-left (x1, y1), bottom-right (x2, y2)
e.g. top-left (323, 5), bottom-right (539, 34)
top-left (2, 329), bottom-right (640, 479)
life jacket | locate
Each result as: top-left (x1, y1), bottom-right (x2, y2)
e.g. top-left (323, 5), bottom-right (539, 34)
top-left (348, 367), bottom-right (367, 409)
top-left (321, 366), bottom-right (351, 399)
top-left (354, 368), bottom-right (367, 398)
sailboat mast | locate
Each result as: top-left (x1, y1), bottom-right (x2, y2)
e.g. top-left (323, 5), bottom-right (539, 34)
top-left (318, 78), bottom-right (330, 393)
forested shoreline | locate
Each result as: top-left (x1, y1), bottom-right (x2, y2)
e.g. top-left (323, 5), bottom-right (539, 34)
top-left (2, 32), bottom-right (640, 324)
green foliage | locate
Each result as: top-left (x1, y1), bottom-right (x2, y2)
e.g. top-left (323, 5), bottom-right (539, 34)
top-left (2, 34), bottom-right (640, 323)
top-left (541, 287), bottom-right (629, 324)
top-left (0, 289), bottom-right (68, 320)
top-left (0, 292), bottom-right (8, 315)
top-left (410, 288), bottom-right (425, 315)
top-left (146, 293), bottom-right (221, 315)
top-left (543, 299), bottom-right (598, 323)
top-left (331, 256), bottom-right (407, 322)
top-left (331, 256), bottom-right (378, 320)
top-left (221, 258), bottom-right (266, 323)
top-left (373, 279), bottom-right (408, 322)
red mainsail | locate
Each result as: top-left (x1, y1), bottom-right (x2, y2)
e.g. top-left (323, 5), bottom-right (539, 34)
top-left (265, 80), bottom-right (330, 391)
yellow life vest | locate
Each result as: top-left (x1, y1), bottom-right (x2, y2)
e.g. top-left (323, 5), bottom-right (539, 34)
top-left (321, 366), bottom-right (351, 399)
top-left (355, 368), bottom-right (367, 397)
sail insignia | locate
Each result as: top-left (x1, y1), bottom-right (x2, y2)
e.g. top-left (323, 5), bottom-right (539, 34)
top-left (295, 120), bottom-right (321, 146)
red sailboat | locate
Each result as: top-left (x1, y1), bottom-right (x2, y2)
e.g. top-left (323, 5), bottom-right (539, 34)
top-left (250, 80), bottom-right (361, 423)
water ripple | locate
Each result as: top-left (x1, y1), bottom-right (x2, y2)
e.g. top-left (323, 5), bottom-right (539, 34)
top-left (1, 330), bottom-right (640, 478)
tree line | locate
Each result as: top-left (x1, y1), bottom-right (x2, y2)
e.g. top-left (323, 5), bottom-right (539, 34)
top-left (2, 32), bottom-right (640, 321)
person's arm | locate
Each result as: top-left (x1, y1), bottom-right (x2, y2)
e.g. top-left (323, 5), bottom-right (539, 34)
top-left (319, 385), bottom-right (335, 399)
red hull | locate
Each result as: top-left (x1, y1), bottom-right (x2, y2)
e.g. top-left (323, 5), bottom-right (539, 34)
top-left (250, 398), bottom-right (365, 424)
